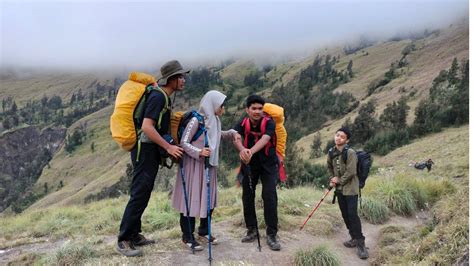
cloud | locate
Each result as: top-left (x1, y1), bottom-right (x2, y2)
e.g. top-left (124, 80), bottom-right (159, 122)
top-left (0, 0), bottom-right (468, 70)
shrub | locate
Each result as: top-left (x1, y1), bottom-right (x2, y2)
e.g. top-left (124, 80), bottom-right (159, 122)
top-left (294, 245), bottom-right (341, 266)
top-left (47, 242), bottom-right (96, 265)
top-left (376, 181), bottom-right (416, 216)
top-left (360, 196), bottom-right (390, 224)
top-left (364, 129), bottom-right (410, 155)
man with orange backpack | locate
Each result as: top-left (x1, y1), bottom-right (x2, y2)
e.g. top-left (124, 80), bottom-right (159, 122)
top-left (233, 95), bottom-right (281, 251)
top-left (115, 60), bottom-right (188, 257)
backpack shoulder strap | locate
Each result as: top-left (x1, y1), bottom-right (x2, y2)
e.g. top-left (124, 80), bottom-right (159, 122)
top-left (148, 85), bottom-right (170, 130)
top-left (190, 111), bottom-right (206, 142)
top-left (260, 115), bottom-right (270, 133)
top-left (342, 146), bottom-right (350, 164)
top-left (241, 117), bottom-right (251, 148)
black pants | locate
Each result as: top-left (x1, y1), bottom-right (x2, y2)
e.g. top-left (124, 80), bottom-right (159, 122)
top-left (118, 143), bottom-right (159, 242)
top-left (241, 163), bottom-right (279, 236)
top-left (180, 209), bottom-right (214, 241)
top-left (335, 191), bottom-right (364, 240)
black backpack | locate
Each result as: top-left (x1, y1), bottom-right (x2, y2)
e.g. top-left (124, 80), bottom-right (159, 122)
top-left (329, 146), bottom-right (372, 188)
top-left (177, 110), bottom-right (206, 144)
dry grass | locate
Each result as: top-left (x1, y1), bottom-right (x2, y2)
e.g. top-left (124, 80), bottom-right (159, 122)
top-left (219, 59), bottom-right (258, 87)
top-left (296, 21), bottom-right (468, 158)
top-left (368, 126), bottom-right (469, 265)
top-left (29, 106), bottom-right (130, 209)
top-left (294, 245), bottom-right (341, 266)
top-left (0, 71), bottom-right (117, 107)
top-left (0, 122), bottom-right (468, 264)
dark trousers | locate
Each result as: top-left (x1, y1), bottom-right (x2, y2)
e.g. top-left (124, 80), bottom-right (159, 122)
top-left (180, 209), bottom-right (214, 241)
top-left (118, 143), bottom-right (159, 242)
top-left (336, 191), bottom-right (364, 240)
top-left (241, 163), bottom-right (279, 236)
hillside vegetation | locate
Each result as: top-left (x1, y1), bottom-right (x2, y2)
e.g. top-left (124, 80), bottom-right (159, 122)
top-left (0, 125), bottom-right (468, 265)
top-left (0, 19), bottom-right (468, 219)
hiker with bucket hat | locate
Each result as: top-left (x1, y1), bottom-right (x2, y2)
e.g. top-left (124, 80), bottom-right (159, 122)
top-left (116, 60), bottom-right (189, 257)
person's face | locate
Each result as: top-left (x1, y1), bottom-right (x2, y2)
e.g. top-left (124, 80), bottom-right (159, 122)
top-left (170, 74), bottom-right (186, 91)
top-left (215, 105), bottom-right (225, 116)
top-left (246, 103), bottom-right (263, 122)
top-left (334, 131), bottom-right (349, 146)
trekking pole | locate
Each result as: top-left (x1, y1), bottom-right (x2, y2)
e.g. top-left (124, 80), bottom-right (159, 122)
top-left (179, 161), bottom-right (195, 254)
top-left (243, 164), bottom-right (261, 252)
top-left (204, 133), bottom-right (213, 262)
top-left (300, 187), bottom-right (333, 230)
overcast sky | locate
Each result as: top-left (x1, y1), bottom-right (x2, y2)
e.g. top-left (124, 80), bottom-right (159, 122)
top-left (0, 0), bottom-right (468, 70)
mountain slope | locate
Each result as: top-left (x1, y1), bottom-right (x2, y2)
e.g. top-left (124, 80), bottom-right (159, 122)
top-left (2, 18), bottom-right (467, 210)
top-left (0, 71), bottom-right (119, 107)
top-left (296, 19), bottom-right (468, 158)
top-left (28, 106), bottom-right (129, 208)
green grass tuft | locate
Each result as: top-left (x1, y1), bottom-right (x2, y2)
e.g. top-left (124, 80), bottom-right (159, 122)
top-left (359, 196), bottom-right (390, 224)
top-left (294, 245), bottom-right (341, 266)
top-left (44, 242), bottom-right (96, 265)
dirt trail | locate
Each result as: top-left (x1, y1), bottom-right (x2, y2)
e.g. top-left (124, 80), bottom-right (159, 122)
top-left (1, 215), bottom-right (423, 265)
top-left (151, 215), bottom-right (422, 265)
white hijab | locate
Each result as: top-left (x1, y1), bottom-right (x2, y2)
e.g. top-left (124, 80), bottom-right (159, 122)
top-left (198, 90), bottom-right (226, 166)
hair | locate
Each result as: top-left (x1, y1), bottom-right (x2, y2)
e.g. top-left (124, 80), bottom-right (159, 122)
top-left (246, 94), bottom-right (265, 108)
top-left (336, 127), bottom-right (352, 140)
top-left (165, 74), bottom-right (181, 85)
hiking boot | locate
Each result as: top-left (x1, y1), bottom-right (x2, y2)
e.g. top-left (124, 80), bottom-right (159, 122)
top-left (356, 239), bottom-right (369, 260)
top-left (115, 240), bottom-right (143, 257)
top-left (182, 239), bottom-right (204, 251)
top-left (241, 229), bottom-right (258, 243)
top-left (343, 238), bottom-right (357, 248)
top-left (198, 234), bottom-right (219, 245)
top-left (131, 234), bottom-right (156, 246)
top-left (266, 235), bottom-right (281, 251)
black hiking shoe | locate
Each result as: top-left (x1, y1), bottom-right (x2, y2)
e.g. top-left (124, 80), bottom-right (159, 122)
top-left (356, 239), bottom-right (369, 260)
top-left (266, 235), bottom-right (281, 251)
top-left (131, 234), bottom-right (156, 246)
top-left (115, 240), bottom-right (143, 257)
top-left (241, 229), bottom-right (258, 243)
top-left (182, 238), bottom-right (204, 251)
top-left (343, 238), bottom-right (357, 248)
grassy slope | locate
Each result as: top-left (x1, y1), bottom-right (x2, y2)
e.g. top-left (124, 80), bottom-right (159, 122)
top-left (5, 20), bottom-right (467, 211)
top-left (0, 72), bottom-right (117, 106)
top-left (29, 105), bottom-right (130, 208)
top-left (219, 59), bottom-right (258, 87)
top-left (0, 125), bottom-right (467, 265)
top-left (296, 20), bottom-right (468, 159)
top-left (368, 125), bottom-right (468, 264)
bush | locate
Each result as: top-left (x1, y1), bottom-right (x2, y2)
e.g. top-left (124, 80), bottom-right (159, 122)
top-left (364, 129), bottom-right (410, 155)
top-left (286, 162), bottom-right (329, 188)
top-left (294, 245), bottom-right (341, 266)
top-left (376, 181), bottom-right (416, 216)
top-left (47, 242), bottom-right (96, 265)
top-left (360, 196), bottom-right (390, 224)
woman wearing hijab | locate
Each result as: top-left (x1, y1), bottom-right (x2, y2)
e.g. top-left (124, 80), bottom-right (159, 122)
top-left (171, 90), bottom-right (236, 250)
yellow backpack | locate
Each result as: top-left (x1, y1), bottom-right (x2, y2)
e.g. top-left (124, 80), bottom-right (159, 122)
top-left (263, 103), bottom-right (287, 159)
top-left (110, 72), bottom-right (168, 151)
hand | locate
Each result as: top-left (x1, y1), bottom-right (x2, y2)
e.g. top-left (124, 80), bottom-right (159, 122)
top-left (200, 147), bottom-right (211, 157)
top-left (330, 176), bottom-right (339, 184)
top-left (233, 133), bottom-right (242, 143)
top-left (240, 149), bottom-right (252, 164)
top-left (167, 145), bottom-right (183, 159)
top-left (329, 182), bottom-right (336, 188)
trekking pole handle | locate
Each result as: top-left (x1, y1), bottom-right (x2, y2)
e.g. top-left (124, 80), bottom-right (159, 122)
top-left (204, 131), bottom-right (211, 169)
